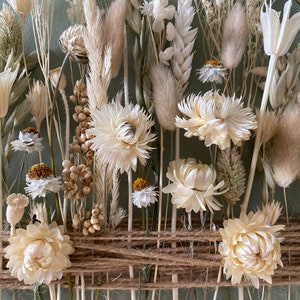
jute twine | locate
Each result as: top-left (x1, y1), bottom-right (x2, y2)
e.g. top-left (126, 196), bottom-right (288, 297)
top-left (1, 217), bottom-right (300, 290)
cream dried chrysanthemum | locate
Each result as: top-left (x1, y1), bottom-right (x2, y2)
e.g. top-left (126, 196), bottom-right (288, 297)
top-left (88, 101), bottom-right (156, 174)
top-left (11, 127), bottom-right (43, 153)
top-left (6, 193), bottom-right (29, 228)
top-left (59, 24), bottom-right (88, 64)
top-left (197, 60), bottom-right (226, 84)
top-left (175, 91), bottom-right (257, 150)
top-left (162, 158), bottom-right (225, 213)
top-left (132, 178), bottom-right (158, 208)
top-left (5, 222), bottom-right (74, 285)
top-left (25, 163), bottom-right (61, 199)
top-left (218, 202), bottom-right (284, 289)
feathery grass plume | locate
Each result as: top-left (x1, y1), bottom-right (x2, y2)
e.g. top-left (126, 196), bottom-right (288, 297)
top-left (7, 0), bottom-right (33, 27)
top-left (216, 147), bottom-right (246, 205)
top-left (104, 0), bottom-right (127, 78)
top-left (0, 4), bottom-right (22, 68)
top-left (150, 63), bottom-right (179, 131)
top-left (221, 2), bottom-right (248, 69)
top-left (169, 0), bottom-right (197, 89)
top-left (65, 0), bottom-right (85, 24)
top-left (259, 109), bottom-right (279, 145)
top-left (84, 0), bottom-right (111, 111)
top-left (271, 105), bottom-right (300, 188)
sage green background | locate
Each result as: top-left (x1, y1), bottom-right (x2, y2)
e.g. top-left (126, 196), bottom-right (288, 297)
top-left (1, 0), bottom-right (300, 299)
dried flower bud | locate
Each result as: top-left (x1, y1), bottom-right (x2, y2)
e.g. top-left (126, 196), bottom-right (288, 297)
top-left (6, 193), bottom-right (29, 227)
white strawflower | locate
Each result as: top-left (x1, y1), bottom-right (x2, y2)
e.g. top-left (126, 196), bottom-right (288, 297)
top-left (175, 91), bottom-right (257, 150)
top-left (88, 101), bottom-right (156, 174)
top-left (197, 60), bottom-right (226, 84)
top-left (219, 202), bottom-right (284, 289)
top-left (5, 222), bottom-right (74, 285)
top-left (132, 178), bottom-right (158, 208)
top-left (11, 127), bottom-right (43, 153)
top-left (25, 163), bottom-right (61, 200)
top-left (162, 158), bottom-right (225, 213)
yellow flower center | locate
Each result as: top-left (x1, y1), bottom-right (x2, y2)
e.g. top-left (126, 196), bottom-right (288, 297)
top-left (205, 59), bottom-right (222, 67)
top-left (27, 162), bottom-right (53, 179)
top-left (133, 178), bottom-right (149, 191)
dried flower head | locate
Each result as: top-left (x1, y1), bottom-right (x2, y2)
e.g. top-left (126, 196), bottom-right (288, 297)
top-left (59, 24), bottom-right (88, 64)
top-left (219, 202), bottom-right (284, 288)
top-left (216, 147), bottom-right (246, 205)
top-left (26, 80), bottom-right (49, 131)
top-left (197, 60), bottom-right (226, 84)
top-left (176, 91), bottom-right (257, 150)
top-left (6, 193), bottom-right (29, 227)
top-left (5, 222), bottom-right (74, 285)
top-left (162, 158), bottom-right (225, 213)
top-left (25, 163), bottom-right (61, 199)
top-left (132, 178), bottom-right (158, 208)
top-left (271, 105), bottom-right (300, 188)
top-left (11, 127), bottom-right (43, 153)
top-left (0, 66), bottom-right (19, 118)
top-left (221, 2), bottom-right (248, 69)
top-left (88, 101), bottom-right (156, 174)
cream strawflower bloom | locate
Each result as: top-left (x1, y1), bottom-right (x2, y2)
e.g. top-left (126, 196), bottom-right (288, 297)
top-left (175, 91), bottom-right (257, 150)
top-left (0, 66), bottom-right (19, 118)
top-left (6, 193), bottom-right (29, 228)
top-left (11, 127), bottom-right (43, 153)
top-left (88, 101), bottom-right (156, 174)
top-left (260, 0), bottom-right (300, 57)
top-left (5, 222), bottom-right (74, 285)
top-left (132, 178), bottom-right (158, 208)
top-left (219, 202), bottom-right (284, 288)
top-left (162, 158), bottom-right (225, 213)
top-left (197, 60), bottom-right (226, 84)
top-left (25, 163), bottom-right (61, 200)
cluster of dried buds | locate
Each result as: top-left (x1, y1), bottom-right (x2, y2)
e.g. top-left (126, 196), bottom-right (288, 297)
top-left (62, 160), bottom-right (93, 201)
top-left (69, 80), bottom-right (93, 166)
top-left (82, 203), bottom-right (105, 236)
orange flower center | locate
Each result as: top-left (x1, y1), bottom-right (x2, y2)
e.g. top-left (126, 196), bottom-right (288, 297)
top-left (22, 127), bottom-right (39, 135)
top-left (28, 163), bottom-right (53, 179)
top-left (133, 178), bottom-right (149, 191)
top-left (205, 60), bottom-right (222, 67)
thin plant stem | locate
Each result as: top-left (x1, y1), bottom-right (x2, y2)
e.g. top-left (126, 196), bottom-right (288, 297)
top-left (242, 55), bottom-right (277, 213)
top-left (283, 187), bottom-right (289, 225)
top-left (238, 287), bottom-right (244, 300)
top-left (0, 119), bottom-right (3, 275)
top-left (49, 284), bottom-right (56, 300)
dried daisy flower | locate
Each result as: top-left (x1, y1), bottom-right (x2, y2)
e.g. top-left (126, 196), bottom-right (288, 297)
top-left (0, 4), bottom-right (22, 64)
top-left (5, 222), bottom-right (74, 285)
top-left (88, 100), bottom-right (156, 174)
top-left (260, 0), bottom-right (300, 57)
top-left (7, 0), bottom-right (33, 26)
top-left (132, 178), bottom-right (158, 208)
top-left (25, 163), bottom-right (61, 199)
top-left (162, 158), bottom-right (225, 213)
top-left (0, 66), bottom-right (19, 118)
top-left (175, 90), bottom-right (257, 150)
top-left (150, 63), bottom-right (180, 131)
top-left (26, 80), bottom-right (49, 131)
top-left (219, 202), bottom-right (284, 288)
top-left (59, 24), bottom-right (88, 64)
top-left (216, 147), bottom-right (245, 205)
top-left (197, 60), bottom-right (226, 84)
top-left (6, 193), bottom-right (29, 235)
top-left (221, 2), bottom-right (248, 69)
top-left (11, 127), bottom-right (43, 153)
top-left (271, 105), bottom-right (300, 188)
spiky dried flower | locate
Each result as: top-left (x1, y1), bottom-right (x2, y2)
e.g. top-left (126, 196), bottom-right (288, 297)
top-left (88, 100), bottom-right (156, 174)
top-left (216, 147), bottom-right (246, 205)
top-left (0, 4), bottom-right (22, 64)
top-left (176, 90), bottom-right (257, 150)
top-left (59, 24), bottom-right (88, 64)
top-left (219, 202), bottom-right (284, 289)
top-left (221, 2), bottom-right (248, 69)
top-left (197, 59), bottom-right (226, 84)
top-left (150, 63), bottom-right (180, 131)
top-left (132, 178), bottom-right (158, 208)
top-left (271, 105), bottom-right (300, 188)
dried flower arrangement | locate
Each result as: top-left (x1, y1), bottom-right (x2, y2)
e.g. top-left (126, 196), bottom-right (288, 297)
top-left (0, 0), bottom-right (300, 299)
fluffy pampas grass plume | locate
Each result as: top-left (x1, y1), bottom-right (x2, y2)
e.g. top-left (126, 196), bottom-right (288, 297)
top-left (150, 64), bottom-right (180, 131)
top-left (221, 2), bottom-right (248, 69)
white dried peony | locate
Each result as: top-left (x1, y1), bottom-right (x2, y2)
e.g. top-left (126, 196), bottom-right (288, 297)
top-left (5, 222), bottom-right (74, 285)
top-left (218, 202), bottom-right (284, 288)
top-left (162, 158), bottom-right (225, 213)
top-left (176, 90), bottom-right (257, 150)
